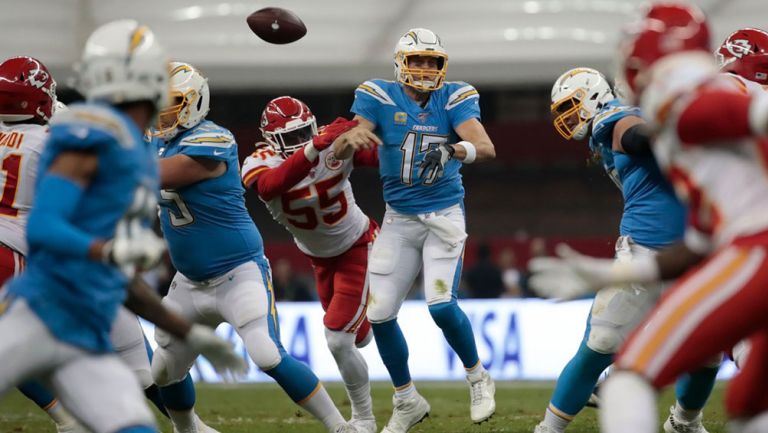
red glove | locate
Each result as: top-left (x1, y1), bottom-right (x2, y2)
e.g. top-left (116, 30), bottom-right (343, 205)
top-left (312, 117), bottom-right (359, 150)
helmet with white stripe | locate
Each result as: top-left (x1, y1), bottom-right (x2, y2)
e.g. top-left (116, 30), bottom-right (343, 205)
top-left (394, 28), bottom-right (448, 92)
top-left (152, 62), bottom-right (210, 140)
top-left (76, 20), bottom-right (169, 113)
top-left (550, 67), bottom-right (614, 140)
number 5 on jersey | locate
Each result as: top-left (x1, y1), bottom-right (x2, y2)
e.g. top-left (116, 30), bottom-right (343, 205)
top-left (160, 189), bottom-right (194, 227)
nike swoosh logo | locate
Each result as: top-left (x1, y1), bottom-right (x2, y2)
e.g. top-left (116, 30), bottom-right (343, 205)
top-left (213, 150), bottom-right (226, 156)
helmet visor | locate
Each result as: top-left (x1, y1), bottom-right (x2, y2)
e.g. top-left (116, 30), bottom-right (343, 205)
top-left (270, 122), bottom-right (317, 155)
top-left (551, 90), bottom-right (588, 140)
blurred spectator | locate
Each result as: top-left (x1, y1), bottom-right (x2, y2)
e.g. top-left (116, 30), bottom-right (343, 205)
top-left (520, 237), bottom-right (548, 298)
top-left (497, 248), bottom-right (523, 298)
top-left (272, 258), bottom-right (315, 301)
top-left (464, 243), bottom-right (504, 298)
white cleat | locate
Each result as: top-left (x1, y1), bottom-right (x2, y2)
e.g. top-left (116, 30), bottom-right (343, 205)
top-left (381, 392), bottom-right (430, 433)
top-left (349, 417), bottom-right (377, 433)
top-left (533, 421), bottom-right (561, 433)
top-left (467, 370), bottom-right (496, 423)
top-left (663, 407), bottom-right (709, 433)
top-left (173, 414), bottom-right (221, 433)
top-left (335, 422), bottom-right (368, 433)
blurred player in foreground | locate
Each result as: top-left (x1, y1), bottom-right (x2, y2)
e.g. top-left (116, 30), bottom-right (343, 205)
top-left (241, 96), bottom-right (378, 432)
top-left (150, 63), bottom-right (363, 433)
top-left (529, 3), bottom-right (768, 433)
top-left (0, 20), bottom-right (244, 433)
top-left (536, 66), bottom-right (716, 433)
top-left (338, 27), bottom-right (496, 433)
top-left (0, 56), bottom-right (86, 433)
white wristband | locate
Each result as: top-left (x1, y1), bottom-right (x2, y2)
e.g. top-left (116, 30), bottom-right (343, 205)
top-left (303, 143), bottom-right (319, 161)
top-left (456, 141), bottom-right (476, 164)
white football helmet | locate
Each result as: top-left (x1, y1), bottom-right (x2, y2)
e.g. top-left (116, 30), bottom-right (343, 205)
top-left (152, 61), bottom-right (210, 140)
top-left (76, 20), bottom-right (169, 112)
top-left (550, 68), bottom-right (615, 140)
top-left (394, 28), bottom-right (448, 92)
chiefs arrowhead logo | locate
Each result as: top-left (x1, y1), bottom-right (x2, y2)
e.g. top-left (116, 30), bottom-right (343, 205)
top-left (726, 39), bottom-right (753, 58)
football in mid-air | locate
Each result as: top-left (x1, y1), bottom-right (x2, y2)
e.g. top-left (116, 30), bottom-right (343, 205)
top-left (246, 7), bottom-right (306, 44)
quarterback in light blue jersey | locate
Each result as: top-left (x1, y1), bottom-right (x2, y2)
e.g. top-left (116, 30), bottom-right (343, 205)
top-left (150, 62), bottom-right (361, 433)
top-left (0, 21), bottom-right (243, 433)
top-left (335, 28), bottom-right (497, 433)
top-left (534, 68), bottom-right (717, 433)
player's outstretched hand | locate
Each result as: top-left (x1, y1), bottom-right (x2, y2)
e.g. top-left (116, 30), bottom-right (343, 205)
top-left (332, 124), bottom-right (382, 159)
top-left (185, 324), bottom-right (248, 378)
top-left (313, 117), bottom-right (359, 151)
top-left (418, 143), bottom-right (454, 182)
top-left (103, 219), bottom-right (166, 278)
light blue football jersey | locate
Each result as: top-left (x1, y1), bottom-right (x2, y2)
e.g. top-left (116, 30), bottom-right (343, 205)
top-left (9, 102), bottom-right (159, 353)
top-left (590, 99), bottom-right (685, 249)
top-left (351, 79), bottom-right (480, 214)
top-left (157, 120), bottom-right (264, 281)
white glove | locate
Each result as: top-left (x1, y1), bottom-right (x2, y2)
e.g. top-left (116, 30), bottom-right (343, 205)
top-left (185, 324), bottom-right (248, 378)
top-left (103, 218), bottom-right (166, 278)
top-left (529, 244), bottom-right (660, 300)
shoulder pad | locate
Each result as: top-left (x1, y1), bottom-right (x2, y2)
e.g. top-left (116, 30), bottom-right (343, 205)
top-left (445, 83), bottom-right (479, 110)
top-left (52, 104), bottom-right (132, 146)
top-left (355, 80), bottom-right (396, 106)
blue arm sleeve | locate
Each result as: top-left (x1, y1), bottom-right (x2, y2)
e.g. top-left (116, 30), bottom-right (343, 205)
top-left (27, 174), bottom-right (97, 259)
top-left (350, 86), bottom-right (381, 126)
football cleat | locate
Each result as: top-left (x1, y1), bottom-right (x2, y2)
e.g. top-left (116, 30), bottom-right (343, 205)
top-left (663, 406), bottom-right (709, 433)
top-left (467, 370), bottom-right (496, 423)
top-left (381, 392), bottom-right (430, 433)
top-left (349, 417), bottom-right (377, 433)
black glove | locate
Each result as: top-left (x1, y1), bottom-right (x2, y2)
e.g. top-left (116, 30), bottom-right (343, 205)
top-left (418, 143), bottom-right (454, 183)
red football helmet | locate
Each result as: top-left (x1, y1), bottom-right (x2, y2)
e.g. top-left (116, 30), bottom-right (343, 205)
top-left (716, 28), bottom-right (768, 85)
top-left (0, 56), bottom-right (56, 123)
top-left (618, 2), bottom-right (710, 98)
top-left (260, 96), bottom-right (317, 156)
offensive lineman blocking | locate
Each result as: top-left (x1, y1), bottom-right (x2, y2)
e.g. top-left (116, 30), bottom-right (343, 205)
top-left (337, 28), bottom-right (496, 433)
top-left (150, 62), bottom-right (363, 433)
top-left (537, 67), bottom-right (716, 433)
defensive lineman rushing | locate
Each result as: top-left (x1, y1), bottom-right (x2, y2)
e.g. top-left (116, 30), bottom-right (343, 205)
top-left (241, 96), bottom-right (378, 432)
top-left (150, 62), bottom-right (361, 433)
top-left (530, 3), bottom-right (768, 433)
top-left (336, 28), bottom-right (497, 433)
top-left (536, 67), bottom-right (716, 433)
top-left (0, 20), bottom-right (244, 433)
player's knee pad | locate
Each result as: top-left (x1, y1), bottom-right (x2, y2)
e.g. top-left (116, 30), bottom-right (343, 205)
top-left (238, 319), bottom-right (282, 370)
top-left (325, 328), bottom-right (355, 356)
top-left (150, 348), bottom-right (187, 387)
top-left (586, 324), bottom-right (623, 354)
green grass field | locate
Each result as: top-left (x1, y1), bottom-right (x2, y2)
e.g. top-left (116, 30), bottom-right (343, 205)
top-left (0, 382), bottom-right (729, 433)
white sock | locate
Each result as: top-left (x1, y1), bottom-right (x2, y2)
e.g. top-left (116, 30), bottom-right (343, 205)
top-left (541, 406), bottom-right (571, 432)
top-left (168, 408), bottom-right (199, 433)
top-left (325, 329), bottom-right (374, 420)
top-left (46, 401), bottom-right (78, 428)
top-left (465, 362), bottom-right (486, 381)
top-left (600, 371), bottom-right (657, 433)
top-left (299, 384), bottom-right (346, 432)
top-left (674, 401), bottom-right (703, 422)
top-left (394, 382), bottom-right (416, 400)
